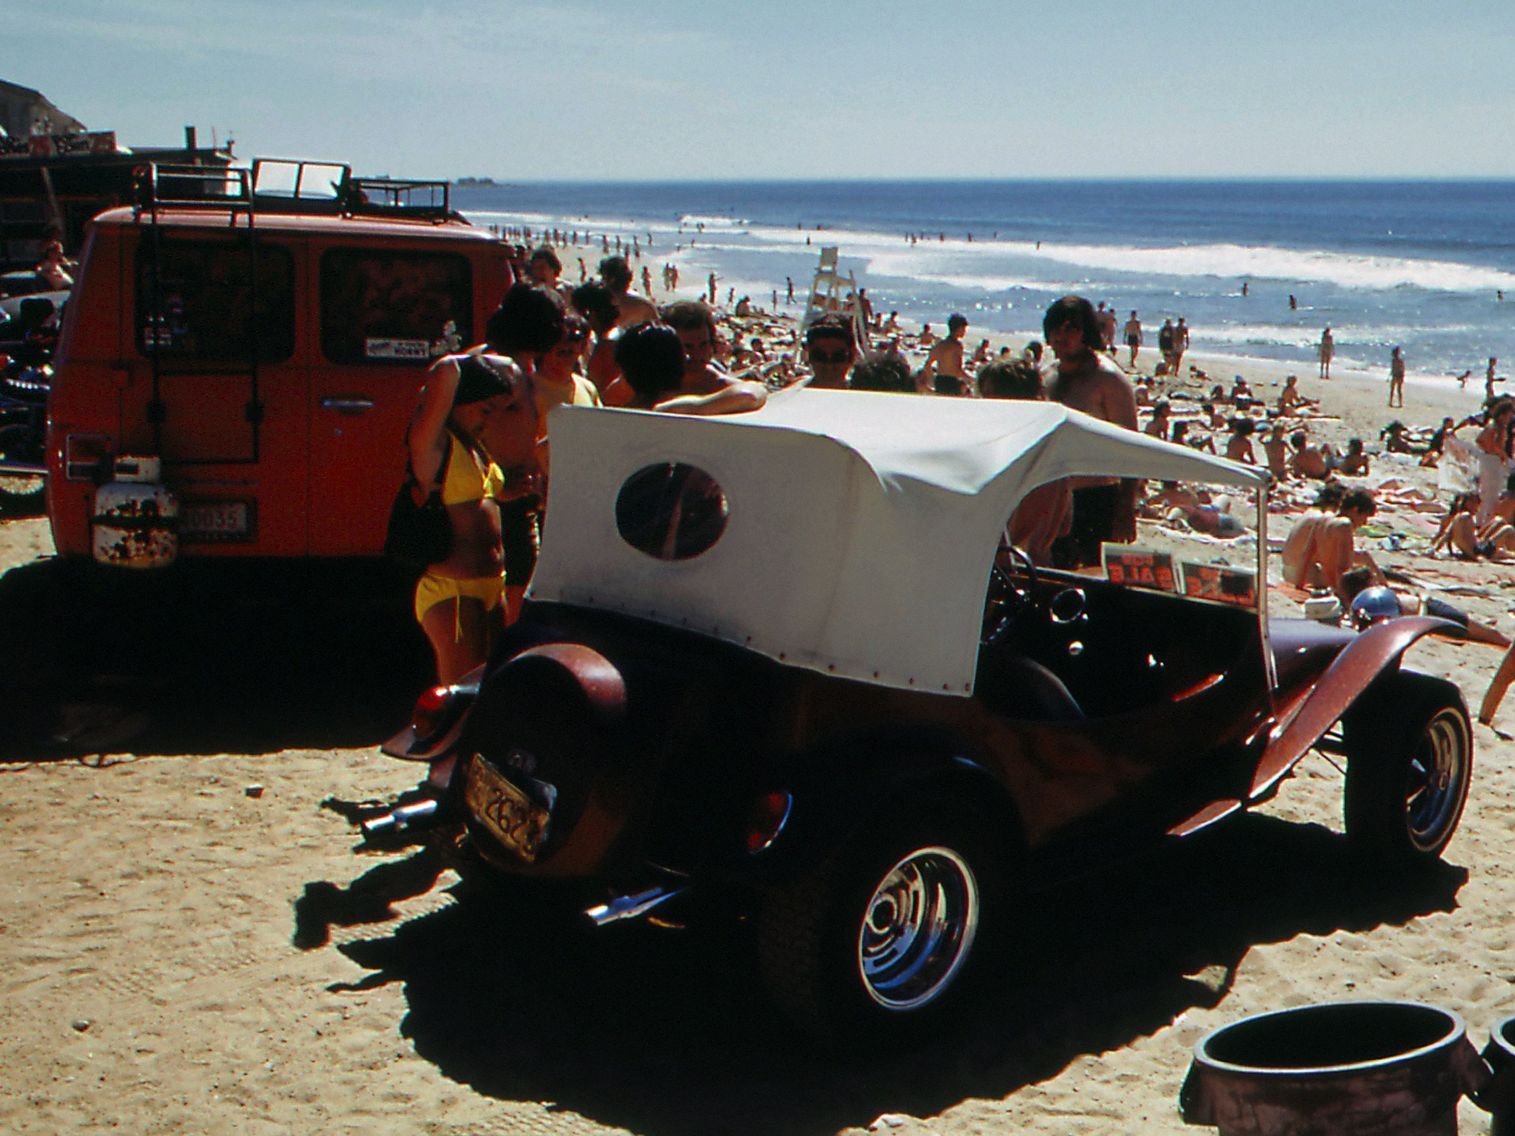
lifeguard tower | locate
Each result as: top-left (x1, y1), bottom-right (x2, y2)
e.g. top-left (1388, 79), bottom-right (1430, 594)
top-left (798, 246), bottom-right (870, 352)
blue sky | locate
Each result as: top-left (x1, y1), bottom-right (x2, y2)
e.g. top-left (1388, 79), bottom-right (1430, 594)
top-left (13, 0), bottom-right (1515, 180)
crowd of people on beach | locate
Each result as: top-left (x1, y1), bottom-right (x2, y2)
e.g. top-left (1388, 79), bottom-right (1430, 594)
top-left (372, 222), bottom-right (1515, 820)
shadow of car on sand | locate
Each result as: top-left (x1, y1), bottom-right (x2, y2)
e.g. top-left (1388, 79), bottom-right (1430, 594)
top-left (0, 557), bottom-right (434, 758)
top-left (296, 811), bottom-right (1468, 1136)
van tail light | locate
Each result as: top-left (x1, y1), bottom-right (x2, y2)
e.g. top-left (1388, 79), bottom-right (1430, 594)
top-left (65, 433), bottom-right (111, 482)
top-left (744, 790), bottom-right (794, 855)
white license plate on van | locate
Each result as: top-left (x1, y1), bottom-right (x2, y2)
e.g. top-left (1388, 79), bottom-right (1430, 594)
top-left (180, 500), bottom-right (254, 542)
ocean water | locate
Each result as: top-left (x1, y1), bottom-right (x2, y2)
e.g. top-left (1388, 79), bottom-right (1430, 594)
top-left (453, 179), bottom-right (1515, 385)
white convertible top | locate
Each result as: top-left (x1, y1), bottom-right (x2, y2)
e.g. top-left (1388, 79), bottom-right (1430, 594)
top-left (529, 388), bottom-right (1265, 695)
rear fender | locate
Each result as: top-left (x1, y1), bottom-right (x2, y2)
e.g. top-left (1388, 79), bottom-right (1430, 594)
top-left (494, 643), bottom-right (629, 723)
top-left (383, 642), bottom-right (627, 762)
top-left (1249, 615), bottom-right (1458, 799)
top-left (736, 736), bottom-right (1025, 885)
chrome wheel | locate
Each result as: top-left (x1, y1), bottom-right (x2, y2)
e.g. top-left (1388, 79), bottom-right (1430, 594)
top-left (1405, 707), bottom-right (1470, 853)
top-left (856, 846), bottom-right (979, 1011)
top-left (1345, 674), bottom-right (1472, 863)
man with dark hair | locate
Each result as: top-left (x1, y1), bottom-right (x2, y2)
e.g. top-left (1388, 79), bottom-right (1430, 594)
top-left (978, 357), bottom-right (1069, 563)
top-left (802, 314), bottom-right (857, 389)
top-left (568, 280), bottom-right (628, 404)
top-left (847, 352), bottom-right (914, 393)
top-left (1042, 295), bottom-right (1141, 567)
top-left (660, 300), bottom-right (729, 393)
top-left (485, 283), bottom-right (565, 362)
top-left (614, 323), bottom-right (767, 415)
top-left (599, 255), bottom-right (658, 329)
top-left (528, 245), bottom-right (561, 284)
top-left (977, 357), bottom-right (1044, 401)
top-left (1282, 487), bottom-right (1381, 601)
top-left (918, 313), bottom-right (969, 395)
top-left (528, 245), bottom-right (573, 302)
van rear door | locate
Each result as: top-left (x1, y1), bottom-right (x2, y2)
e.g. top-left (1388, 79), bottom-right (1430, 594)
top-left (306, 243), bottom-right (478, 555)
top-left (127, 231), bottom-right (310, 554)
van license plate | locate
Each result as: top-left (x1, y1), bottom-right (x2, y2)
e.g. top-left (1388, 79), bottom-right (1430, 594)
top-left (465, 758), bottom-right (552, 863)
top-left (180, 500), bottom-right (253, 542)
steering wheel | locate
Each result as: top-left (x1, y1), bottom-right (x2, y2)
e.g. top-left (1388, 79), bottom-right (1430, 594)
top-left (981, 539), bottom-right (1039, 646)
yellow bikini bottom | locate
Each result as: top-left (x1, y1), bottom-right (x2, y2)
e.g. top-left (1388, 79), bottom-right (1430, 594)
top-left (414, 570), bottom-right (505, 639)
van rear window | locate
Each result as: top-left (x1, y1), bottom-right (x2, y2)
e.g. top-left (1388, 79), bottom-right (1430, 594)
top-left (135, 239), bottom-right (295, 362)
top-left (320, 249), bottom-right (472, 364)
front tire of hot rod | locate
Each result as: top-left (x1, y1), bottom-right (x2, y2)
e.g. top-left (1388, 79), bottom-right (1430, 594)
top-left (1343, 673), bottom-right (1472, 866)
top-left (756, 807), bottom-right (1008, 1038)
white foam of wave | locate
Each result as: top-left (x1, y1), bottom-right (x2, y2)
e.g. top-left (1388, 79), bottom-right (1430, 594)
top-left (678, 213), bottom-right (752, 229)
top-left (465, 204), bottom-right (1515, 298)
top-left (1031, 241), bottom-right (1515, 294)
top-left (1196, 324), bottom-right (1331, 351)
top-left (910, 272), bottom-right (1051, 294)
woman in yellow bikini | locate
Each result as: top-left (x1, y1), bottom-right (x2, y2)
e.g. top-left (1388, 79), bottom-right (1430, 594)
top-left (408, 351), bottom-right (539, 697)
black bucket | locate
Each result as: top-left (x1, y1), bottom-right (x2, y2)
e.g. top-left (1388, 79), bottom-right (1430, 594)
top-left (1180, 1001), bottom-right (1489, 1135)
top-left (1476, 1014), bottom-right (1515, 1135)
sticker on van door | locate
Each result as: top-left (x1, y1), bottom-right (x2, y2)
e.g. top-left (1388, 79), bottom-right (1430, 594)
top-left (364, 337), bottom-right (432, 360)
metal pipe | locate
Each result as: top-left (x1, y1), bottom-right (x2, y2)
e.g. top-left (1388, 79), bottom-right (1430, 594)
top-left (584, 886), bottom-right (688, 927)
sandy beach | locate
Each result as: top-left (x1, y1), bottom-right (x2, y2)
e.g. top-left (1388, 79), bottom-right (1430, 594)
top-left (2, 332), bottom-right (1514, 1136)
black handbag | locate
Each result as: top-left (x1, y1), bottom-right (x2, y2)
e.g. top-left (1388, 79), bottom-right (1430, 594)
top-left (383, 444), bottom-right (451, 569)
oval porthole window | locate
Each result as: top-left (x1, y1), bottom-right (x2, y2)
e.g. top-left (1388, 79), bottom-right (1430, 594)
top-left (615, 463), bottom-right (729, 561)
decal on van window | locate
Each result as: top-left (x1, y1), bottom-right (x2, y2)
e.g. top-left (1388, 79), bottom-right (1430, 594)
top-left (364, 337), bottom-right (432, 360)
top-left (321, 249), bottom-right (472, 365)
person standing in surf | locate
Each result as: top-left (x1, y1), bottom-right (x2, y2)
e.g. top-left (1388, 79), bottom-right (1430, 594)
top-left (1122, 310), bottom-right (1143, 369)
top-left (1388, 346), bottom-right (1406, 408)
top-left (1319, 327), bottom-right (1334, 379)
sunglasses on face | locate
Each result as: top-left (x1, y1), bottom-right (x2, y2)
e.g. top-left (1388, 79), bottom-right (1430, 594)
top-left (811, 348), bottom-right (852, 365)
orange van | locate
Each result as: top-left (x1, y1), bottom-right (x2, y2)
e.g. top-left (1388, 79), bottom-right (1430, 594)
top-left (46, 159), bottom-right (514, 564)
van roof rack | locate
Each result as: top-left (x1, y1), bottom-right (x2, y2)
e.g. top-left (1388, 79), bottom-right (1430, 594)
top-left (133, 159), bottom-right (461, 222)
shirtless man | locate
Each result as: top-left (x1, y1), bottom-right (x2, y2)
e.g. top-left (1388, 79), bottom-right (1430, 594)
top-left (1262, 423), bottom-right (1290, 480)
top-left (1097, 303), bottom-right (1117, 352)
top-left (1044, 295), bottom-right (1141, 566)
top-left (1281, 486), bottom-right (1380, 602)
top-left (613, 322), bottom-right (766, 415)
top-left (660, 300), bottom-right (758, 396)
top-left (1287, 430), bottom-right (1330, 478)
top-left (1224, 419), bottom-right (1257, 465)
top-left (36, 240), bottom-right (75, 290)
top-left (1122, 310), bottom-right (1142, 368)
top-left (978, 358), bottom-right (1071, 564)
top-left (918, 313), bottom-right (969, 395)
top-left (1276, 375), bottom-right (1317, 416)
top-left (600, 255), bottom-right (658, 330)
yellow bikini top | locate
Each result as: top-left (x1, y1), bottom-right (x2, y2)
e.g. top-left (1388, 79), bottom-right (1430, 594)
top-left (439, 432), bottom-right (504, 506)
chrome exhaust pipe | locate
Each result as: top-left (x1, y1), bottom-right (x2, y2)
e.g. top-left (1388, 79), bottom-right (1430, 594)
top-left (585, 886), bottom-right (688, 927)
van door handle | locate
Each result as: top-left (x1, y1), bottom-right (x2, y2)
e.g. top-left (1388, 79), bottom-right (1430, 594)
top-left (320, 396), bottom-right (375, 414)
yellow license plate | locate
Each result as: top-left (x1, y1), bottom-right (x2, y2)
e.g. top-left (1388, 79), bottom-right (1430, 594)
top-left (465, 757), bottom-right (552, 863)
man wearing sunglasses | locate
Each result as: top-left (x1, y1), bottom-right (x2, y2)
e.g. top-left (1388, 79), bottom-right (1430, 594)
top-left (803, 314), bottom-right (858, 389)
